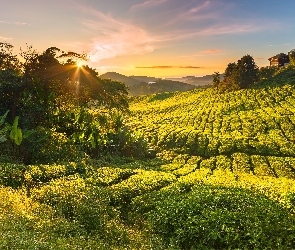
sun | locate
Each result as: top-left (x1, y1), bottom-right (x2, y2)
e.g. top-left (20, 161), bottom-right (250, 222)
top-left (77, 61), bottom-right (83, 68)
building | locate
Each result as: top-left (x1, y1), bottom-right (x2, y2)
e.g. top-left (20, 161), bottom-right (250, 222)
top-left (268, 53), bottom-right (290, 67)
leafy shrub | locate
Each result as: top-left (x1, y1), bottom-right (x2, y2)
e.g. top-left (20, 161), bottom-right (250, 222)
top-left (31, 175), bottom-right (128, 242)
top-left (267, 156), bottom-right (295, 179)
top-left (215, 155), bottom-right (231, 170)
top-left (0, 163), bottom-right (26, 188)
top-left (0, 181), bottom-right (119, 249)
top-left (131, 182), bottom-right (193, 217)
top-left (86, 166), bottom-right (134, 186)
top-left (110, 170), bottom-right (176, 207)
top-left (200, 157), bottom-right (216, 170)
top-left (147, 185), bottom-right (295, 249)
top-left (172, 164), bottom-right (198, 177)
top-left (232, 152), bottom-right (253, 174)
top-left (23, 127), bottom-right (85, 164)
top-left (160, 163), bottom-right (183, 171)
top-left (251, 155), bottom-right (276, 177)
top-left (24, 162), bottom-right (86, 188)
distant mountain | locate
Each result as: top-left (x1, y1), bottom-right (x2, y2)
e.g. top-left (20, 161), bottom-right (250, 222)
top-left (129, 79), bottom-right (196, 96)
top-left (99, 72), bottom-right (202, 95)
top-left (164, 74), bottom-right (224, 87)
top-left (99, 72), bottom-right (141, 86)
top-left (129, 76), bottom-right (161, 83)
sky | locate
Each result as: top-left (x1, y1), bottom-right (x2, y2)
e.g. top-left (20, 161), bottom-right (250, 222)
top-left (1, 0), bottom-right (295, 78)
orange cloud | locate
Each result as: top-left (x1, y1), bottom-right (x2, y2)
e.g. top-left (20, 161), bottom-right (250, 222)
top-left (136, 66), bottom-right (201, 69)
top-left (0, 36), bottom-right (13, 40)
top-left (201, 49), bottom-right (221, 54)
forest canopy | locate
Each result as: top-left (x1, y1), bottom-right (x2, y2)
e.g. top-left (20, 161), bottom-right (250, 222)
top-left (0, 43), bottom-right (144, 164)
top-left (0, 42), bottom-right (129, 127)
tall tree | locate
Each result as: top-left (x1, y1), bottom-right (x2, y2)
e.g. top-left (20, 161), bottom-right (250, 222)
top-left (212, 71), bottom-right (221, 88)
top-left (223, 62), bottom-right (238, 89)
top-left (289, 49), bottom-right (295, 66)
top-left (218, 55), bottom-right (258, 91)
top-left (0, 43), bottom-right (22, 122)
top-left (235, 55), bottom-right (259, 89)
top-left (0, 43), bottom-right (130, 128)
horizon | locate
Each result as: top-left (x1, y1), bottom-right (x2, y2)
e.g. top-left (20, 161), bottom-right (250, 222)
top-left (100, 71), bottom-right (214, 79)
top-left (1, 0), bottom-right (295, 78)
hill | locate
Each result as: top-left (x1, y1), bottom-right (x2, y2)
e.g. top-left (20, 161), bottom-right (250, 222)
top-left (2, 66), bottom-right (295, 249)
top-left (128, 70), bottom-right (295, 175)
top-left (129, 75), bottom-right (160, 83)
top-left (165, 74), bottom-right (222, 87)
top-left (99, 72), bottom-right (141, 86)
top-left (99, 72), bottom-right (197, 95)
top-left (129, 79), bottom-right (196, 95)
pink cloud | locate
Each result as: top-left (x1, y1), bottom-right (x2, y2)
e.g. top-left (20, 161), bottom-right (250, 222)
top-left (130, 0), bottom-right (169, 11)
top-left (79, 8), bottom-right (157, 62)
top-left (75, 2), bottom-right (274, 63)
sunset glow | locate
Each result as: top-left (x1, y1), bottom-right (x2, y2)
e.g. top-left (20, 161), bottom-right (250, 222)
top-left (77, 61), bottom-right (83, 68)
top-left (1, 0), bottom-right (295, 78)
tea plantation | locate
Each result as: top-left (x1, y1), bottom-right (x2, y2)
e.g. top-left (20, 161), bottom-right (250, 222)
top-left (2, 66), bottom-right (295, 248)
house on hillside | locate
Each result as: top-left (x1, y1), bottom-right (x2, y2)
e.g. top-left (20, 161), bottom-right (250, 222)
top-left (268, 53), bottom-right (290, 67)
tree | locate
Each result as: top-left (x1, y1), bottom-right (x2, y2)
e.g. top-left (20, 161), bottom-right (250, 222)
top-left (0, 43), bottom-right (130, 128)
top-left (289, 49), bottom-right (295, 66)
top-left (0, 42), bottom-right (20, 71)
top-left (258, 66), bottom-right (277, 81)
top-left (235, 54), bottom-right (259, 89)
top-left (223, 62), bottom-right (239, 90)
top-left (212, 71), bottom-right (221, 88)
top-left (217, 55), bottom-right (258, 91)
top-left (0, 43), bottom-right (23, 122)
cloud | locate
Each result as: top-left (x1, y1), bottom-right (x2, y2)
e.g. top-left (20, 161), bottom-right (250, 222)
top-left (14, 22), bottom-right (28, 25)
top-left (0, 36), bottom-right (13, 40)
top-left (130, 0), bottom-right (169, 11)
top-left (163, 0), bottom-right (213, 25)
top-left (0, 20), bottom-right (28, 25)
top-left (136, 65), bottom-right (201, 69)
top-left (269, 43), bottom-right (290, 47)
top-left (189, 1), bottom-right (211, 13)
top-left (76, 1), bottom-right (272, 63)
top-left (201, 49), bottom-right (221, 54)
top-left (79, 8), bottom-right (158, 62)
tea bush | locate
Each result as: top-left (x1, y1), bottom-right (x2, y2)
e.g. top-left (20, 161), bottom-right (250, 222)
top-left (110, 170), bottom-right (176, 207)
top-left (30, 175), bottom-right (129, 242)
top-left (24, 162), bottom-right (86, 188)
top-left (147, 185), bottom-right (295, 249)
top-left (0, 163), bottom-right (26, 188)
top-left (0, 178), bottom-right (123, 249)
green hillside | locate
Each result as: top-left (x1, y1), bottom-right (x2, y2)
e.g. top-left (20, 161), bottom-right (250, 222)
top-left (99, 71), bottom-right (142, 86)
top-left (129, 79), bottom-right (196, 95)
top-left (2, 47), bottom-right (295, 248)
top-left (128, 84), bottom-right (295, 167)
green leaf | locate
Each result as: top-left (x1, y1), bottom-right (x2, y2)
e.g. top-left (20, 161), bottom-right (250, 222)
top-left (10, 116), bottom-right (19, 140)
top-left (0, 135), bottom-right (7, 143)
top-left (23, 129), bottom-right (35, 139)
top-left (0, 110), bottom-right (9, 126)
top-left (14, 128), bottom-right (22, 145)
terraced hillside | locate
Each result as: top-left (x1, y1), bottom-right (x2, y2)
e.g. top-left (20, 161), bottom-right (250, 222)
top-left (128, 84), bottom-right (295, 178)
top-left (3, 81), bottom-right (295, 249)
